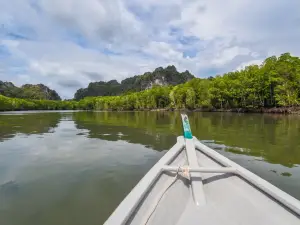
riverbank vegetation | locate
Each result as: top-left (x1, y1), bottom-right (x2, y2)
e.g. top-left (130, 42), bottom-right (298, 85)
top-left (1, 53), bottom-right (300, 113)
top-left (0, 95), bottom-right (78, 111)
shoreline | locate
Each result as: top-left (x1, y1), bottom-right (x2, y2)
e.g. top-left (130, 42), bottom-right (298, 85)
top-left (151, 107), bottom-right (300, 114)
top-left (2, 107), bottom-right (300, 114)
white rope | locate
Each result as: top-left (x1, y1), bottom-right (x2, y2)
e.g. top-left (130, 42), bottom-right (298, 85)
top-left (144, 166), bottom-right (190, 224)
top-left (181, 166), bottom-right (190, 179)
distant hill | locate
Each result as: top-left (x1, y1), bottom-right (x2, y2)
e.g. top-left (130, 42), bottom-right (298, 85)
top-left (74, 65), bottom-right (194, 100)
top-left (0, 81), bottom-right (61, 100)
top-left (0, 81), bottom-right (20, 98)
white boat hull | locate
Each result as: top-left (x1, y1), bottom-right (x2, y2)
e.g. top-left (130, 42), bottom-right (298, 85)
top-left (105, 137), bottom-right (300, 225)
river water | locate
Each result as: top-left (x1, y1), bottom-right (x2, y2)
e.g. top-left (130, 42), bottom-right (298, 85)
top-left (0, 111), bottom-right (300, 225)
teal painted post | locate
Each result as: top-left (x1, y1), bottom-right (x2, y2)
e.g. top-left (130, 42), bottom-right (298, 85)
top-left (181, 114), bottom-right (193, 139)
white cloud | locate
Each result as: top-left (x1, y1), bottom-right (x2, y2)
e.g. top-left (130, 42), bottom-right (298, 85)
top-left (0, 0), bottom-right (300, 98)
top-left (143, 41), bottom-right (183, 60)
top-left (236, 59), bottom-right (264, 71)
top-left (40, 0), bottom-right (144, 47)
top-left (211, 46), bottom-right (251, 66)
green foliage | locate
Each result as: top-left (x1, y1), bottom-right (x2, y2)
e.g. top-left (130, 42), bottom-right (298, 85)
top-left (186, 87), bottom-right (196, 109)
top-left (0, 82), bottom-right (61, 100)
top-left (0, 95), bottom-right (78, 111)
top-left (0, 81), bottom-right (21, 97)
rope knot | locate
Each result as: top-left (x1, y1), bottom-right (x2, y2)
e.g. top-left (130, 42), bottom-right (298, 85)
top-left (179, 166), bottom-right (190, 179)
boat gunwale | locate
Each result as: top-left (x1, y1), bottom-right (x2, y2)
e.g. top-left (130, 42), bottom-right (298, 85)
top-left (195, 138), bottom-right (300, 216)
top-left (104, 136), bottom-right (185, 225)
top-left (104, 136), bottom-right (300, 225)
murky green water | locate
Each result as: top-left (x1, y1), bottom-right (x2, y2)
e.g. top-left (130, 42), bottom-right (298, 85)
top-left (0, 111), bottom-right (300, 225)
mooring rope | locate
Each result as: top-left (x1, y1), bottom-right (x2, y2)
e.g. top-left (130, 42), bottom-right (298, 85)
top-left (144, 166), bottom-right (190, 224)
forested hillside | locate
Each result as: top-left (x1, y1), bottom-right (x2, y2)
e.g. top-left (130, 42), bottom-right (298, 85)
top-left (0, 82), bottom-right (61, 100)
top-left (75, 53), bottom-right (300, 111)
top-left (1, 53), bottom-right (300, 112)
top-left (74, 65), bottom-right (194, 100)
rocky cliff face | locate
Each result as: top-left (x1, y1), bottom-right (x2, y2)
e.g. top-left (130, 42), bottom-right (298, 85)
top-left (0, 81), bottom-right (15, 89)
top-left (0, 81), bottom-right (61, 100)
top-left (21, 84), bottom-right (61, 100)
top-left (74, 65), bottom-right (194, 100)
top-left (0, 81), bottom-right (20, 98)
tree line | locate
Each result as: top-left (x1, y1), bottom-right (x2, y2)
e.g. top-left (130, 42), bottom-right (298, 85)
top-left (1, 53), bottom-right (300, 112)
top-left (0, 95), bottom-right (78, 111)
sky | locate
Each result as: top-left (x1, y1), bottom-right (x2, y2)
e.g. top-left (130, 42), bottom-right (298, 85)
top-left (0, 0), bottom-right (300, 99)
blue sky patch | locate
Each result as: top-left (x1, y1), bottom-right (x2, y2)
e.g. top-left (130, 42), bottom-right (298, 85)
top-left (0, 45), bottom-right (11, 57)
top-left (183, 49), bottom-right (198, 58)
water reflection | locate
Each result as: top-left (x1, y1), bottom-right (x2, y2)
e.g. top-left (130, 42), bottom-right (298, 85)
top-left (73, 111), bottom-right (179, 151)
top-left (0, 111), bottom-right (300, 224)
top-left (192, 113), bottom-right (300, 168)
top-left (72, 111), bottom-right (300, 167)
top-left (1, 111), bottom-right (300, 167)
top-left (0, 113), bottom-right (61, 141)
top-left (0, 116), bottom-right (163, 225)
